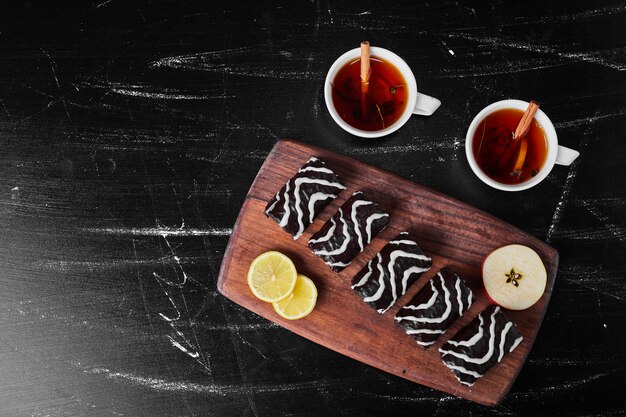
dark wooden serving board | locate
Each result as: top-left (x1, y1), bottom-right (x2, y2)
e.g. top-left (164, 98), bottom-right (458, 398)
top-left (217, 139), bottom-right (558, 406)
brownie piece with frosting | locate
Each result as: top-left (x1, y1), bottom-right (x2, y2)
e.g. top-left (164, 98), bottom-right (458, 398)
top-left (439, 305), bottom-right (523, 386)
top-left (395, 268), bottom-right (474, 347)
top-left (308, 191), bottom-right (389, 272)
top-left (352, 232), bottom-right (431, 314)
top-left (265, 157), bottom-right (345, 240)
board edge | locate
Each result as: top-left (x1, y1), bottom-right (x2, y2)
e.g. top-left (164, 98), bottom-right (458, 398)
top-left (217, 141), bottom-right (282, 295)
top-left (216, 138), bottom-right (561, 406)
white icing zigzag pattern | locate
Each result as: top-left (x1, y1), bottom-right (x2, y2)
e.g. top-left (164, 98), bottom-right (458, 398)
top-left (265, 157), bottom-right (345, 240)
top-left (439, 305), bottom-right (524, 386)
top-left (309, 191), bottom-right (389, 272)
top-left (351, 232), bottom-right (432, 314)
top-left (395, 268), bottom-right (474, 347)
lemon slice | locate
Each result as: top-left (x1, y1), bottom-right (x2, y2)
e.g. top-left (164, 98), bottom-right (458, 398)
top-left (247, 251), bottom-right (297, 303)
top-left (272, 274), bottom-right (318, 320)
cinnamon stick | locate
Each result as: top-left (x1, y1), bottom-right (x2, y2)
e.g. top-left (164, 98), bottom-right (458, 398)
top-left (360, 41), bottom-right (371, 119)
top-left (498, 100), bottom-right (540, 173)
top-left (513, 100), bottom-right (540, 140)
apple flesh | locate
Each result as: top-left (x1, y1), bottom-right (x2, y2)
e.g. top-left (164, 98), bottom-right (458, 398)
top-left (482, 244), bottom-right (547, 310)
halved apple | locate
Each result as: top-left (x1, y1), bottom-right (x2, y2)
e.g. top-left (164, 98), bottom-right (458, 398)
top-left (482, 244), bottom-right (547, 310)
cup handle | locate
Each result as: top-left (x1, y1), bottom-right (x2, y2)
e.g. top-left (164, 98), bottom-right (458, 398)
top-left (555, 145), bottom-right (580, 166)
top-left (413, 92), bottom-right (441, 116)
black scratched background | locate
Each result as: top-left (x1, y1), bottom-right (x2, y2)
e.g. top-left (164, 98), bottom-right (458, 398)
top-left (1, 1), bottom-right (625, 416)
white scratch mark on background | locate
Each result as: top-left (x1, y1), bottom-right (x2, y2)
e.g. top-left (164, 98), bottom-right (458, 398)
top-left (511, 370), bottom-right (618, 399)
top-left (573, 197), bottom-right (626, 208)
top-left (546, 167), bottom-right (579, 243)
top-left (558, 264), bottom-right (624, 301)
top-left (235, 332), bottom-right (269, 360)
top-left (580, 199), bottom-right (626, 245)
top-left (81, 365), bottom-right (348, 396)
top-left (438, 58), bottom-right (568, 78)
top-left (148, 232), bottom-right (214, 377)
top-left (40, 49), bottom-right (61, 90)
top-left (440, 40), bottom-right (455, 57)
top-left (546, 112), bottom-right (597, 243)
top-left (155, 280), bottom-right (182, 322)
top-left (554, 109), bottom-right (626, 128)
top-left (41, 48), bottom-right (71, 121)
top-left (155, 236), bottom-right (190, 288)
top-left (345, 388), bottom-right (457, 403)
top-left (548, 226), bottom-right (626, 242)
top-left (31, 258), bottom-right (202, 272)
top-left (82, 81), bottom-right (235, 100)
top-left (326, 0), bottom-right (334, 24)
top-left (504, 4), bottom-right (626, 25)
top-left (150, 46), bottom-right (255, 67)
top-left (192, 322), bottom-right (279, 331)
top-left (149, 49), bottom-right (324, 80)
top-left (167, 336), bottom-right (200, 359)
top-left (109, 87), bottom-right (231, 100)
top-left (0, 99), bottom-right (10, 116)
top-left (95, 0), bottom-right (112, 8)
top-left (186, 150), bottom-right (267, 163)
top-left (528, 357), bottom-right (602, 366)
top-left (350, 140), bottom-right (462, 155)
top-left (446, 33), bottom-right (626, 71)
top-left (440, 4), bottom-right (626, 34)
top-left (83, 226), bottom-right (232, 236)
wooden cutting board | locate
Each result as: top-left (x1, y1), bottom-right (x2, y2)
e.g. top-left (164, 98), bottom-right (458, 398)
top-left (217, 139), bottom-right (558, 406)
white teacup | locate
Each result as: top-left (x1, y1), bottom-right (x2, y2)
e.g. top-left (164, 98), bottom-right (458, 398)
top-left (465, 99), bottom-right (579, 191)
top-left (324, 47), bottom-right (441, 138)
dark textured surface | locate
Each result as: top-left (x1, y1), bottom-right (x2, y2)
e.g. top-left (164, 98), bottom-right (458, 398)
top-left (0, 1), bottom-right (624, 416)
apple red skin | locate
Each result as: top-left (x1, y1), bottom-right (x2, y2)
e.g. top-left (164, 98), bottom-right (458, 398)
top-left (485, 289), bottom-right (499, 305)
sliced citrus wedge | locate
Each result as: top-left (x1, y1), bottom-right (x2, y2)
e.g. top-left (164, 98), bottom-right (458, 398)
top-left (247, 251), bottom-right (297, 303)
top-left (272, 274), bottom-right (318, 320)
top-left (512, 137), bottom-right (528, 172)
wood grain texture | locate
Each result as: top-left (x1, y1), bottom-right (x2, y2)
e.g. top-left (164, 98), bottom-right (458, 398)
top-left (0, 0), bottom-right (624, 416)
top-left (218, 139), bottom-right (559, 406)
